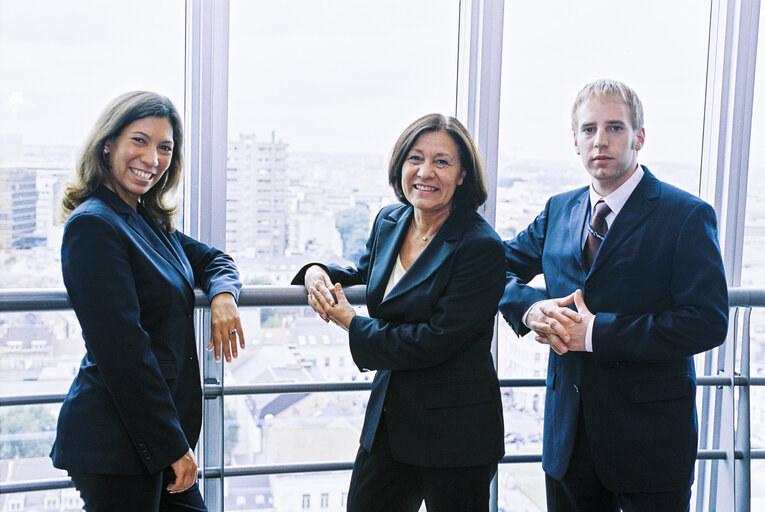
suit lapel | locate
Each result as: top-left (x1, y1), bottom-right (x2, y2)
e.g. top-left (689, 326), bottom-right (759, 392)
top-left (380, 206), bottom-right (465, 305)
top-left (589, 168), bottom-right (660, 275)
top-left (367, 206), bottom-right (411, 308)
top-left (569, 189), bottom-right (590, 273)
top-left (94, 186), bottom-right (195, 290)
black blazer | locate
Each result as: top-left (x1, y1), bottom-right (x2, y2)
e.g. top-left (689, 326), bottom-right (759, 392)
top-left (499, 168), bottom-right (728, 492)
top-left (294, 204), bottom-right (505, 468)
top-left (51, 185), bottom-right (241, 475)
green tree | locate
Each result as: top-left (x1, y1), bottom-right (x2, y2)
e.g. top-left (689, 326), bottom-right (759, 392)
top-left (0, 405), bottom-right (56, 458)
top-left (334, 207), bottom-right (370, 262)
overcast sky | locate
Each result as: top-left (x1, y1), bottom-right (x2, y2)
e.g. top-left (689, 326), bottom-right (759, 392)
top-left (1, 0), bottom-right (763, 168)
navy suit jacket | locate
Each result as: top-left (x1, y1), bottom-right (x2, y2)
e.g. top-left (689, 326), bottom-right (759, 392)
top-left (294, 203), bottom-right (505, 467)
top-left (499, 167), bottom-right (728, 492)
top-left (51, 185), bottom-right (241, 475)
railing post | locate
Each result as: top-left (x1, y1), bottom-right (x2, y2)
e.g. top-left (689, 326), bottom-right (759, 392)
top-left (735, 308), bottom-right (752, 511)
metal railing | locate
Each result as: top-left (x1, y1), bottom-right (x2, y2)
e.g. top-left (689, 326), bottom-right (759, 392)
top-left (1, 286), bottom-right (763, 505)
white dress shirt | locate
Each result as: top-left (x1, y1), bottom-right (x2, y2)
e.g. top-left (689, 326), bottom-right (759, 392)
top-left (582, 165), bottom-right (644, 351)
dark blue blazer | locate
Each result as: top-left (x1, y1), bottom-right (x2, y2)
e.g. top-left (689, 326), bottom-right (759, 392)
top-left (499, 167), bottom-right (728, 492)
top-left (294, 204), bottom-right (505, 467)
top-left (51, 185), bottom-right (241, 475)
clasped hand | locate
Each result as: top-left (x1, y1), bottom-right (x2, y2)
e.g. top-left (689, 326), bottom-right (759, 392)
top-left (304, 265), bottom-right (356, 331)
top-left (527, 289), bottom-right (592, 355)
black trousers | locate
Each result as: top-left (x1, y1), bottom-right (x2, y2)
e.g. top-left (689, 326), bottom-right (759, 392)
top-left (546, 407), bottom-right (691, 512)
top-left (69, 471), bottom-right (207, 512)
top-left (347, 418), bottom-right (497, 512)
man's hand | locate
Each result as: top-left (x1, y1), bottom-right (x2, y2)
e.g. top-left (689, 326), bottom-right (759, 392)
top-left (531, 290), bottom-right (593, 352)
top-left (533, 332), bottom-right (568, 355)
top-left (166, 448), bottom-right (197, 494)
top-left (526, 293), bottom-right (582, 354)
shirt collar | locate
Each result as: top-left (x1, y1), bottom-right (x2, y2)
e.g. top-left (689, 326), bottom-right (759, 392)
top-left (588, 164), bottom-right (644, 216)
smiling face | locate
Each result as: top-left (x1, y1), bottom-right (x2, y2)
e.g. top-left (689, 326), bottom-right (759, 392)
top-left (401, 130), bottom-right (466, 217)
top-left (103, 116), bottom-right (174, 209)
top-left (573, 98), bottom-right (645, 196)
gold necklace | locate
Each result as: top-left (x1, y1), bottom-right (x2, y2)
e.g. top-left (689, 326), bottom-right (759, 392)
top-left (414, 225), bottom-right (438, 242)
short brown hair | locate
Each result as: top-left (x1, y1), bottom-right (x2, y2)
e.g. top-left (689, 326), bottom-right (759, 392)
top-left (388, 114), bottom-right (488, 211)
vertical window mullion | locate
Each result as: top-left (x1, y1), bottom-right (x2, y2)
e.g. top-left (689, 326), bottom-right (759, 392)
top-left (185, 0), bottom-right (231, 509)
top-left (457, 1), bottom-right (505, 511)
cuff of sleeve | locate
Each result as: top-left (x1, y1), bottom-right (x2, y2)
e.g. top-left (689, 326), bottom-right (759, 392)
top-left (522, 301), bottom-right (542, 328)
top-left (291, 262), bottom-right (330, 285)
top-left (585, 314), bottom-right (595, 352)
top-left (209, 288), bottom-right (240, 304)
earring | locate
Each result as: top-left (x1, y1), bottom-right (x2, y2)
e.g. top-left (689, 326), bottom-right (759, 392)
top-left (103, 149), bottom-right (109, 154)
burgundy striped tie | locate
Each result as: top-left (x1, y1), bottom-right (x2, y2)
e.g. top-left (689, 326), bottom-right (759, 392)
top-left (584, 200), bottom-right (611, 270)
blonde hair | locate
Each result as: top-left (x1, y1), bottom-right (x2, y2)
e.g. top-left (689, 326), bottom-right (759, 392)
top-left (571, 79), bottom-right (644, 133)
top-left (388, 114), bottom-right (488, 211)
top-left (61, 91), bottom-right (183, 231)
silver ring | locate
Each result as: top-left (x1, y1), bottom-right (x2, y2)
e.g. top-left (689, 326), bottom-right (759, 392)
top-left (229, 329), bottom-right (237, 335)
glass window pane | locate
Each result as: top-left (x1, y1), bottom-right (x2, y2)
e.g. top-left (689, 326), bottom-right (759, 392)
top-left (226, 472), bottom-right (352, 511)
top-left (223, 306), bottom-right (369, 468)
top-left (753, 460), bottom-right (765, 510)
top-left (226, 0), bottom-right (459, 278)
top-left (495, 0), bottom-right (712, 430)
top-left (497, 463), bottom-right (545, 511)
top-left (0, 2), bottom-right (185, 506)
top-left (742, 7), bottom-right (765, 497)
top-left (223, 392), bottom-right (364, 467)
top-left (0, 0), bottom-right (184, 288)
top-left (232, 305), bottom-right (374, 384)
top-left (496, 2), bottom-right (713, 509)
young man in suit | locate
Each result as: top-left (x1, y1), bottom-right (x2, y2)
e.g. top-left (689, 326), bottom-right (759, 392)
top-left (499, 79), bottom-right (728, 511)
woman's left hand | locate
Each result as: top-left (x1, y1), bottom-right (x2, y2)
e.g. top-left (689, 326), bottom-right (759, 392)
top-left (208, 292), bottom-right (245, 362)
top-left (311, 282), bottom-right (356, 331)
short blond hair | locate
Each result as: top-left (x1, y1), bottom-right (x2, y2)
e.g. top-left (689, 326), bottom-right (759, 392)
top-left (571, 79), bottom-right (644, 132)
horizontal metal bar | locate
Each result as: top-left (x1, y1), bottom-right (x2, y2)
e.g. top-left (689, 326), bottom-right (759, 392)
top-left (698, 376), bottom-right (734, 386)
top-left (0, 393), bottom-right (68, 406)
top-left (203, 461), bottom-right (355, 478)
top-left (0, 478), bottom-right (73, 494)
top-left (1, 286), bottom-right (763, 312)
top-left (699, 449), bottom-right (731, 460)
top-left (728, 288), bottom-right (765, 308)
top-left (0, 285), bottom-right (367, 312)
top-left (6, 374), bottom-right (762, 407)
top-left (499, 378), bottom-right (545, 387)
top-left (204, 381), bottom-right (373, 397)
top-left (0, 289), bottom-right (73, 312)
top-left (8, 447), bottom-right (753, 494)
top-left (500, 454), bottom-right (542, 463)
